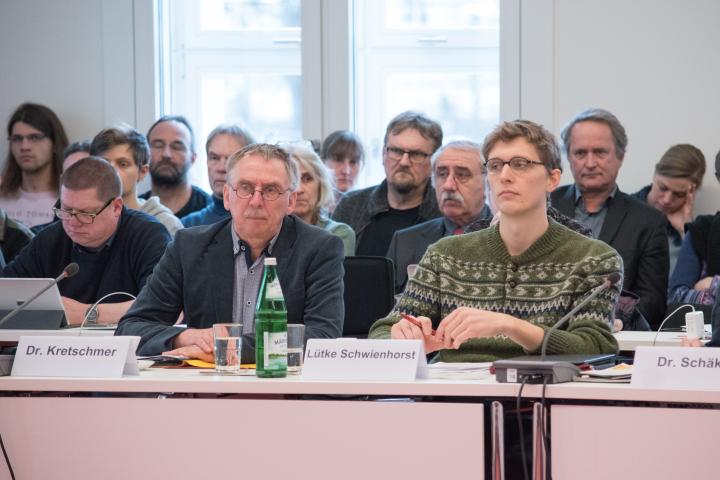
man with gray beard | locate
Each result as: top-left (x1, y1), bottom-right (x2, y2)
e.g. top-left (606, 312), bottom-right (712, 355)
top-left (332, 111), bottom-right (443, 256)
top-left (386, 140), bottom-right (492, 293)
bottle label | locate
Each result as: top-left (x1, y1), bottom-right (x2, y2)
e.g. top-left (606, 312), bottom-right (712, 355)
top-left (265, 277), bottom-right (284, 301)
top-left (263, 331), bottom-right (287, 369)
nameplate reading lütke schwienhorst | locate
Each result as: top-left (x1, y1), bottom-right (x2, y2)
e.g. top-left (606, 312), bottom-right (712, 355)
top-left (11, 335), bottom-right (140, 378)
top-left (631, 346), bottom-right (720, 389)
top-left (302, 338), bottom-right (427, 381)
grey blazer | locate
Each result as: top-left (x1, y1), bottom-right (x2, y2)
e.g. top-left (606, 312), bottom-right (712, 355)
top-left (116, 215), bottom-right (345, 362)
top-left (551, 185), bottom-right (669, 328)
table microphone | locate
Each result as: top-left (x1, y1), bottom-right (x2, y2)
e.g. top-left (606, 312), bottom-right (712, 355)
top-left (494, 272), bottom-right (622, 384)
top-left (0, 263), bottom-right (80, 328)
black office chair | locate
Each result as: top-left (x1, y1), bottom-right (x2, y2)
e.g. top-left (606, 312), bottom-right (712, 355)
top-left (342, 256), bottom-right (395, 338)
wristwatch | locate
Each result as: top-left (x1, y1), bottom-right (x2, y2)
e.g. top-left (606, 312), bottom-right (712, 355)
top-left (84, 305), bottom-right (99, 325)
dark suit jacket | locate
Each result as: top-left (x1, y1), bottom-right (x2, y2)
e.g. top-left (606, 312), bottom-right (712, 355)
top-left (387, 217), bottom-right (446, 294)
top-left (551, 185), bottom-right (669, 328)
top-left (116, 215), bottom-right (345, 362)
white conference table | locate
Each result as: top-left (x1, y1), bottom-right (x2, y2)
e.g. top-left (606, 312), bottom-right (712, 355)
top-left (614, 325), bottom-right (712, 351)
top-left (1, 369), bottom-right (720, 480)
top-left (0, 327), bottom-right (114, 342)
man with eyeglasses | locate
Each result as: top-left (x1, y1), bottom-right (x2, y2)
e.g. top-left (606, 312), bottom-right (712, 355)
top-left (116, 143), bottom-right (344, 363)
top-left (332, 111), bottom-right (443, 256)
top-left (140, 115), bottom-right (211, 219)
top-left (387, 140), bottom-right (492, 293)
top-left (551, 108), bottom-right (668, 330)
top-left (2, 157), bottom-right (171, 325)
top-left (0, 103), bottom-right (68, 229)
top-left (181, 124), bottom-right (255, 227)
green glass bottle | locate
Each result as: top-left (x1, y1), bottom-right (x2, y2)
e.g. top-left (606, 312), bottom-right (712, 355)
top-left (255, 257), bottom-right (288, 378)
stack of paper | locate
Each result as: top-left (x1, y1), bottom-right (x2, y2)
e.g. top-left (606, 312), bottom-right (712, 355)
top-left (575, 363), bottom-right (632, 383)
top-left (426, 362), bottom-right (492, 380)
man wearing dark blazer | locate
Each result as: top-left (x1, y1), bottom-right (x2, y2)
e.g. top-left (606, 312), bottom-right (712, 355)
top-left (387, 140), bottom-right (492, 293)
top-left (116, 144), bottom-right (344, 362)
top-left (551, 108), bottom-right (668, 329)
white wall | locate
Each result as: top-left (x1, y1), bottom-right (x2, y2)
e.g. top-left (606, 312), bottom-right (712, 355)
top-left (0, 0), bottom-right (155, 160)
top-left (521, 0), bottom-right (720, 214)
top-left (0, 0), bottom-right (718, 213)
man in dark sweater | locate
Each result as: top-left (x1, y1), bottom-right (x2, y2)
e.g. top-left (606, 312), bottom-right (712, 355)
top-left (2, 157), bottom-right (171, 325)
top-left (332, 111), bottom-right (443, 256)
top-left (140, 115), bottom-right (211, 218)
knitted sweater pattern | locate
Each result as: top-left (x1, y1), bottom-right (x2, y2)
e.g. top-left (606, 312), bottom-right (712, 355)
top-left (369, 219), bottom-right (622, 362)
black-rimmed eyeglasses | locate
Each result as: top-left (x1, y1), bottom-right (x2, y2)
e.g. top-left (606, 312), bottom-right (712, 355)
top-left (385, 146), bottom-right (431, 164)
top-left (53, 198), bottom-right (114, 224)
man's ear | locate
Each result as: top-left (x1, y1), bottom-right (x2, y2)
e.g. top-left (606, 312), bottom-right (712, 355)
top-left (138, 164), bottom-right (149, 182)
top-left (287, 190), bottom-right (298, 214)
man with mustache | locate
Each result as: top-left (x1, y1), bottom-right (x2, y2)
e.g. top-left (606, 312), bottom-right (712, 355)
top-left (387, 140), bottom-right (492, 293)
top-left (140, 115), bottom-right (211, 219)
top-left (116, 143), bottom-right (344, 362)
top-left (332, 111), bottom-right (443, 256)
top-left (551, 108), bottom-right (668, 330)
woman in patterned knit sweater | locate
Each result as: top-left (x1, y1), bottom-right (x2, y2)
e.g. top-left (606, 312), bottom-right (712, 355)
top-left (369, 120), bottom-right (622, 362)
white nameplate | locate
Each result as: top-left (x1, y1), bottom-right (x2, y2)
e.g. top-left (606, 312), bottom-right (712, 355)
top-left (302, 338), bottom-right (427, 381)
top-left (11, 335), bottom-right (140, 378)
top-left (631, 346), bottom-right (720, 389)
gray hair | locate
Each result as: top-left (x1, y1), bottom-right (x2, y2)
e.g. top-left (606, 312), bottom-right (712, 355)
top-left (226, 143), bottom-right (299, 190)
top-left (284, 142), bottom-right (334, 214)
top-left (431, 140), bottom-right (485, 171)
top-left (205, 124), bottom-right (255, 153)
top-left (560, 108), bottom-right (628, 160)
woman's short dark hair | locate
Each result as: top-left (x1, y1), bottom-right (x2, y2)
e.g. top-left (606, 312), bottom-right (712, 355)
top-left (320, 130), bottom-right (365, 166)
top-left (2, 103), bottom-right (68, 197)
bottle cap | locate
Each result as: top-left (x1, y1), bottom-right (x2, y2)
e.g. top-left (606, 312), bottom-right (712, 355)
top-left (264, 257), bottom-right (277, 266)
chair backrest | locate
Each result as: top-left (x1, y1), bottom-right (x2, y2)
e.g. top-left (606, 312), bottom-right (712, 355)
top-left (342, 256), bottom-right (395, 338)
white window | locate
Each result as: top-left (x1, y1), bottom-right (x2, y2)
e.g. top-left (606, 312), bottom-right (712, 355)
top-left (161, 0), bottom-right (503, 191)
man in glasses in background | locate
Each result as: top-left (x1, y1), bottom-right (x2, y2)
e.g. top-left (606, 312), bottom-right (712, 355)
top-left (116, 143), bottom-right (344, 363)
top-left (140, 115), bottom-right (211, 219)
top-left (2, 157), bottom-right (171, 325)
top-left (332, 111), bottom-right (443, 256)
top-left (551, 108), bottom-right (668, 330)
top-left (387, 140), bottom-right (492, 294)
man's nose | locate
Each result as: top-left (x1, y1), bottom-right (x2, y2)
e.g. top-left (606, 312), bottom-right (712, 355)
top-left (398, 152), bottom-right (412, 166)
top-left (248, 189), bottom-right (264, 207)
top-left (443, 173), bottom-right (458, 190)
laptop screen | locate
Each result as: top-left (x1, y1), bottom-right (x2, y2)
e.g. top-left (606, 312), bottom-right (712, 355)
top-left (0, 278), bottom-right (67, 330)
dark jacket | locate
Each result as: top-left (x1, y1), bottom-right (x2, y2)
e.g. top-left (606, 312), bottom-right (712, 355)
top-left (331, 179), bottom-right (442, 248)
top-left (116, 215), bottom-right (345, 362)
top-left (0, 208), bottom-right (33, 268)
top-left (551, 185), bottom-right (669, 329)
top-left (686, 213), bottom-right (720, 276)
top-left (387, 205), bottom-right (492, 293)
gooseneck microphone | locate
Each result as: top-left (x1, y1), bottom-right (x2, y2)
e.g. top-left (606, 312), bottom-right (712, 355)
top-left (494, 272), bottom-right (622, 384)
top-left (540, 271), bottom-right (622, 361)
top-left (0, 263), bottom-right (80, 328)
